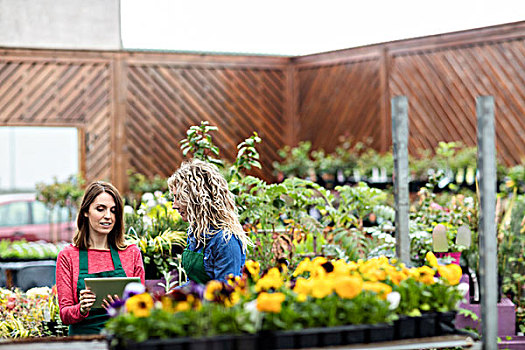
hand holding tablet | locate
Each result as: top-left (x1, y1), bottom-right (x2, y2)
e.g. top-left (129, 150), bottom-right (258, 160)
top-left (84, 277), bottom-right (141, 308)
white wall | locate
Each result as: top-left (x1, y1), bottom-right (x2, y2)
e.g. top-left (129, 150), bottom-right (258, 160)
top-left (0, 0), bottom-right (121, 50)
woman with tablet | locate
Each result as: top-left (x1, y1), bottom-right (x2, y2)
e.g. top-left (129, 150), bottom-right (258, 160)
top-left (56, 181), bottom-right (145, 335)
top-left (168, 159), bottom-right (253, 285)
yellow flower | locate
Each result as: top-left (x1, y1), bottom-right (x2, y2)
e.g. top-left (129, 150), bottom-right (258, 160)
top-left (408, 268), bottom-right (420, 279)
top-left (204, 280), bottom-right (224, 301)
top-left (125, 293), bottom-right (154, 318)
top-left (256, 268), bottom-right (283, 292)
top-left (437, 264), bottom-right (462, 285)
top-left (363, 268), bottom-right (387, 282)
top-left (311, 264), bottom-right (328, 279)
top-left (312, 256), bottom-right (328, 266)
top-left (256, 292), bottom-right (286, 313)
top-left (174, 301), bottom-right (191, 312)
top-left (334, 275), bottom-right (363, 299)
top-left (332, 259), bottom-right (350, 277)
top-left (224, 291), bottom-right (241, 308)
top-left (293, 277), bottom-right (313, 296)
top-left (362, 282), bottom-right (392, 299)
top-left (417, 266), bottom-right (436, 285)
top-left (426, 251), bottom-right (438, 268)
top-left (389, 270), bottom-right (408, 285)
top-left (311, 278), bottom-right (334, 299)
top-left (293, 258), bottom-right (312, 277)
top-left (245, 260), bottom-right (260, 280)
top-left (296, 293), bottom-right (307, 302)
top-left (161, 296), bottom-right (174, 312)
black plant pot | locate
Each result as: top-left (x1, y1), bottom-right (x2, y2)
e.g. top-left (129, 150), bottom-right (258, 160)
top-left (295, 328), bottom-right (319, 348)
top-left (188, 337), bottom-right (211, 350)
top-left (417, 312), bottom-right (437, 338)
top-left (272, 330), bottom-right (297, 349)
top-left (343, 324), bottom-right (368, 345)
top-left (122, 336), bottom-right (189, 350)
top-left (206, 335), bottom-right (237, 350)
top-left (367, 323), bottom-right (395, 343)
top-left (436, 311), bottom-right (457, 336)
top-left (234, 334), bottom-right (259, 350)
top-left (394, 316), bottom-right (417, 340)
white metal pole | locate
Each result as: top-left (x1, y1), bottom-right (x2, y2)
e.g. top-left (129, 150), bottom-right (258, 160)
top-left (476, 96), bottom-right (498, 350)
top-left (392, 96), bottom-right (410, 264)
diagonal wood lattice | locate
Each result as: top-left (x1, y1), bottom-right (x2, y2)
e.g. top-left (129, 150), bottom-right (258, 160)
top-left (0, 56), bottom-right (112, 182)
top-left (125, 62), bottom-right (287, 181)
top-left (0, 22), bottom-right (524, 191)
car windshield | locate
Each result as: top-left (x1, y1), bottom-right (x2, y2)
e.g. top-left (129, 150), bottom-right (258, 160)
top-left (0, 200), bottom-right (76, 227)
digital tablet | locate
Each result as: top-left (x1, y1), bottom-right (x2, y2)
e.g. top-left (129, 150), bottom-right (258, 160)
top-left (84, 277), bottom-right (141, 308)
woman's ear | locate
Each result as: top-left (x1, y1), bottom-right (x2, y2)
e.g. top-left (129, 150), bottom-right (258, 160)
top-left (83, 211), bottom-right (88, 217)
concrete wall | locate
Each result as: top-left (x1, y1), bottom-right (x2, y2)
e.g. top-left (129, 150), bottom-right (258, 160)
top-left (0, 0), bottom-right (121, 50)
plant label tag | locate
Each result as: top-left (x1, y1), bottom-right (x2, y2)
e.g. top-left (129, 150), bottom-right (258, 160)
top-left (456, 225), bottom-right (471, 249)
top-left (432, 224), bottom-right (448, 252)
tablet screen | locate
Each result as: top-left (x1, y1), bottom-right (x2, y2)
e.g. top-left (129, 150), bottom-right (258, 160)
top-left (84, 277), bottom-right (141, 308)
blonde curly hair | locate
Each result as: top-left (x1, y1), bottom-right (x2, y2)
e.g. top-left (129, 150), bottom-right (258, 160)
top-left (167, 159), bottom-right (252, 252)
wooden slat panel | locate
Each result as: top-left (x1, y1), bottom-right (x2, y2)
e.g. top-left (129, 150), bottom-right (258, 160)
top-left (0, 54), bottom-right (113, 183)
top-left (297, 59), bottom-right (382, 153)
top-left (390, 39), bottom-right (525, 165)
top-left (124, 63), bottom-right (287, 181)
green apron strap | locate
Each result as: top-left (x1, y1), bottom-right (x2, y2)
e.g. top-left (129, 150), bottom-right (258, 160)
top-left (79, 249), bottom-right (89, 274)
top-left (109, 245), bottom-right (124, 271)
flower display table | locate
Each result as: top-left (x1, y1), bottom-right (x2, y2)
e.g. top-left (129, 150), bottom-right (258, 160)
top-left (455, 297), bottom-right (516, 336)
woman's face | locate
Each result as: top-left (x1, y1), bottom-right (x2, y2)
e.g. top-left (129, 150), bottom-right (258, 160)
top-left (171, 192), bottom-right (188, 222)
top-left (84, 192), bottom-right (116, 237)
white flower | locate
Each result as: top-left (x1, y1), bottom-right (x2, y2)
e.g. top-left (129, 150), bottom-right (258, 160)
top-left (387, 291), bottom-right (401, 310)
top-left (123, 282), bottom-right (146, 300)
top-left (124, 205), bottom-right (134, 215)
top-left (456, 283), bottom-right (470, 306)
top-left (154, 191), bottom-right (163, 199)
top-left (26, 287), bottom-right (52, 298)
top-left (142, 216), bottom-right (153, 228)
top-left (244, 299), bottom-right (262, 325)
top-left (137, 208), bottom-right (146, 216)
top-left (142, 192), bottom-right (154, 202)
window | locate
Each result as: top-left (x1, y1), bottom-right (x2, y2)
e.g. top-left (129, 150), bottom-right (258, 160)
top-left (0, 127), bottom-right (79, 192)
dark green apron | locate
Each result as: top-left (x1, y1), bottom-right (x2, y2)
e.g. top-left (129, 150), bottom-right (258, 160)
top-left (69, 245), bottom-right (127, 335)
top-left (181, 242), bottom-right (212, 285)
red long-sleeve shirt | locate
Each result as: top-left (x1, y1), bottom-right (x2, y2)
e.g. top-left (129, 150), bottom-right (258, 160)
top-left (56, 244), bottom-right (145, 325)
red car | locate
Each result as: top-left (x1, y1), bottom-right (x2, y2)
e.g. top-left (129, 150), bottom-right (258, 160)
top-left (0, 193), bottom-right (76, 242)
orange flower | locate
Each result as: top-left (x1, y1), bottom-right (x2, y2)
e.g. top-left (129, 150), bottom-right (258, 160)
top-left (334, 275), bottom-right (363, 299)
top-left (256, 292), bottom-right (286, 313)
top-left (311, 278), bottom-right (334, 299)
top-left (293, 277), bottom-right (313, 296)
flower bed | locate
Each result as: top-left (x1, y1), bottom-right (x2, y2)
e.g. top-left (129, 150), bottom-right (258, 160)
top-left (105, 254), bottom-right (466, 349)
top-left (0, 286), bottom-right (67, 338)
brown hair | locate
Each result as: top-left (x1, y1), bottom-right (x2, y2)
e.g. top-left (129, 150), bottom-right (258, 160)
top-left (73, 181), bottom-right (126, 250)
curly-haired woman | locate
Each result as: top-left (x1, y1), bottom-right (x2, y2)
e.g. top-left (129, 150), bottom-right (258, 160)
top-left (167, 159), bottom-right (252, 284)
